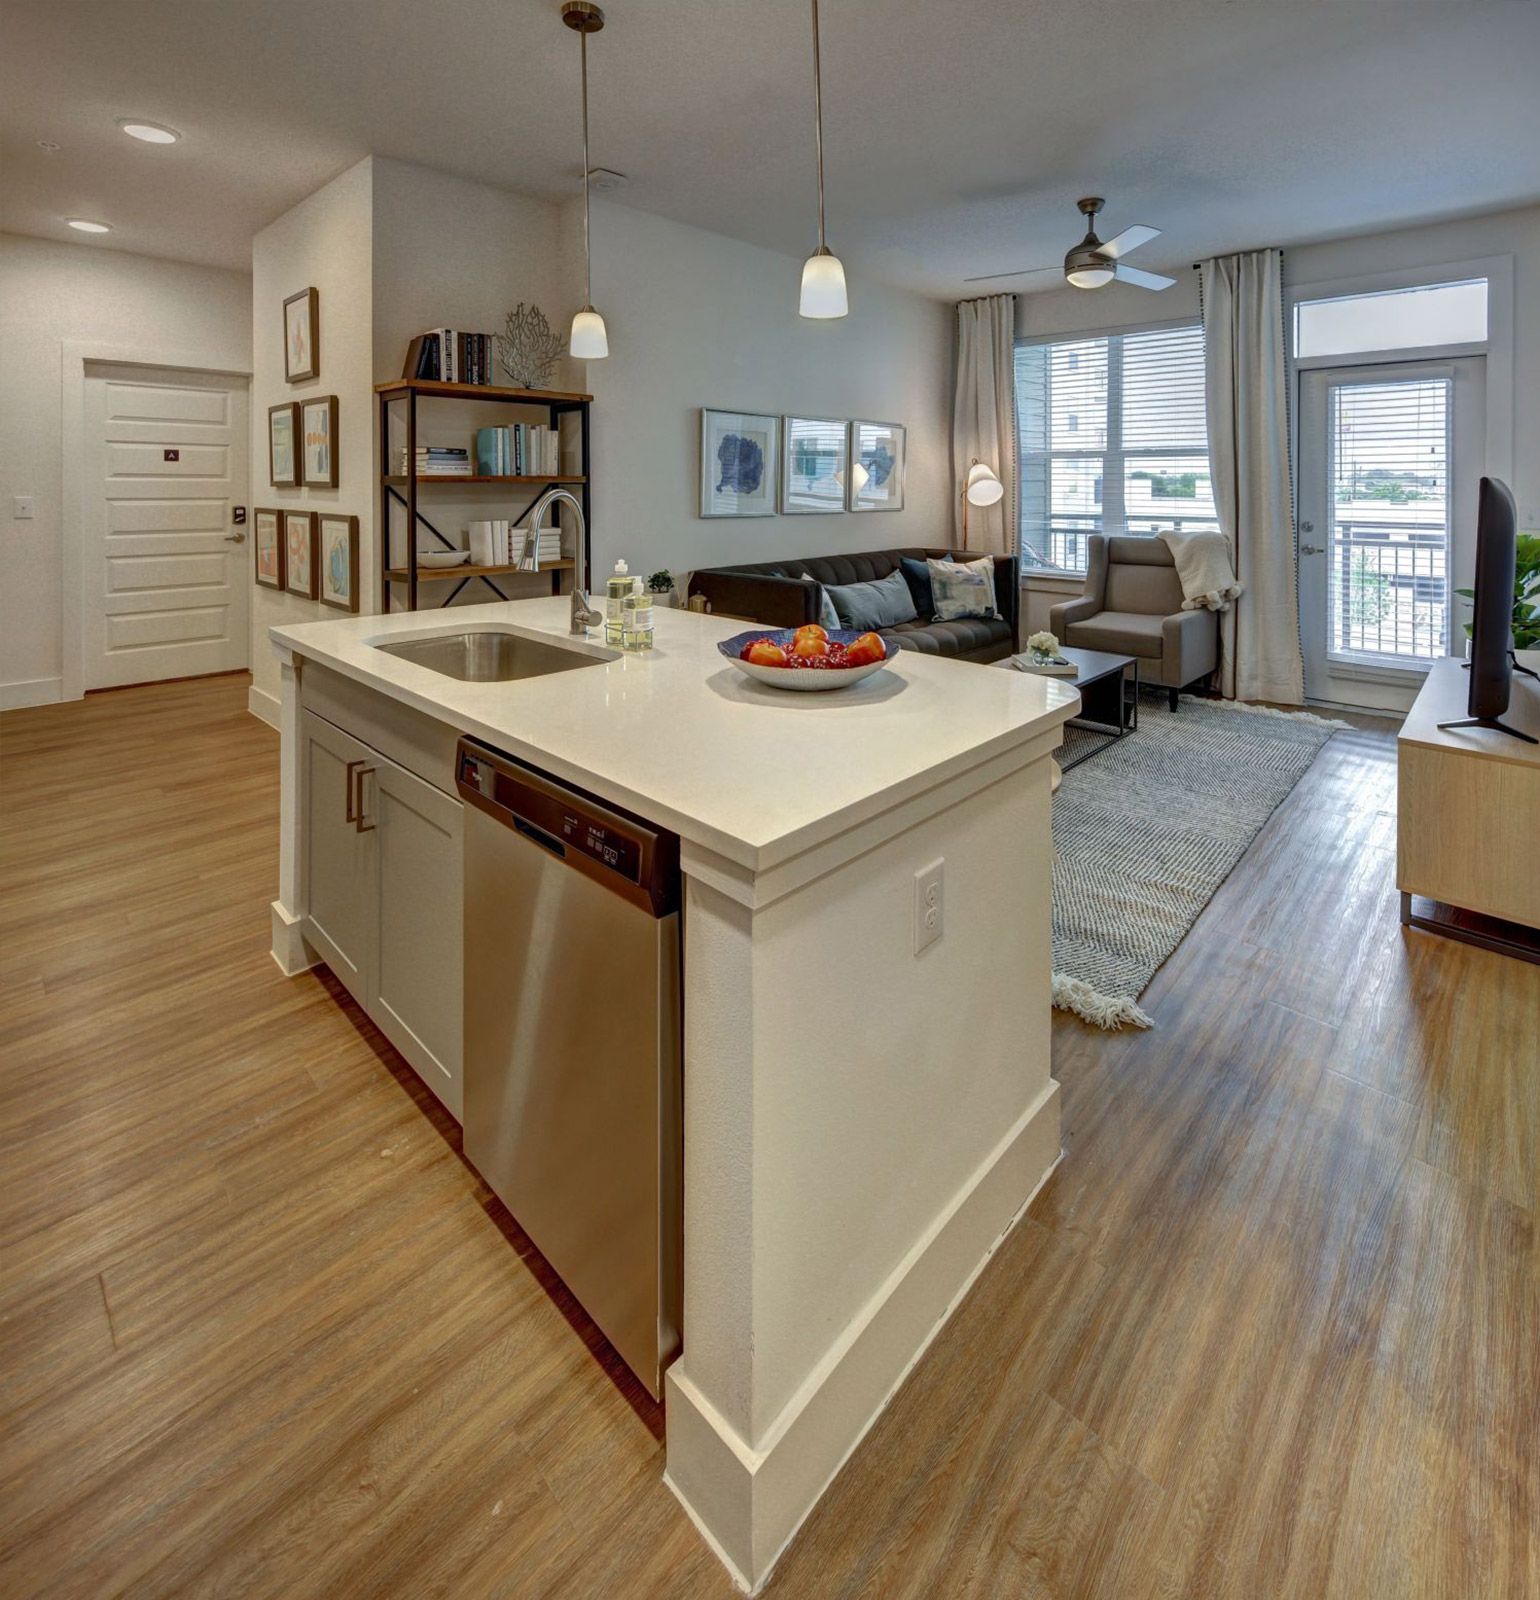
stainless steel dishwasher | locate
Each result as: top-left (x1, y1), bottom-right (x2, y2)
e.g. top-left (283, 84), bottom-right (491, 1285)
top-left (456, 737), bottom-right (682, 1400)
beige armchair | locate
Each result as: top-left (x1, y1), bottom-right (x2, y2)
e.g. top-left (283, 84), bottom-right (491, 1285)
top-left (1049, 535), bottom-right (1218, 710)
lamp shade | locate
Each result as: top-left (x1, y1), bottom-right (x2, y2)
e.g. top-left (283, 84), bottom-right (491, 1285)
top-left (569, 307), bottom-right (609, 360)
top-left (965, 461), bottom-right (1004, 506)
top-left (1066, 265), bottom-right (1114, 290)
top-left (800, 250), bottom-right (848, 319)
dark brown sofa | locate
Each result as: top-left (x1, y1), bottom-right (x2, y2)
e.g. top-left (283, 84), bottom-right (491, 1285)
top-left (687, 548), bottom-right (1020, 664)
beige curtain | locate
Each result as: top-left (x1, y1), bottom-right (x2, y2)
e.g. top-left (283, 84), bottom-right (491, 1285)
top-left (952, 295), bottom-right (1017, 554)
top-left (1200, 249), bottom-right (1304, 702)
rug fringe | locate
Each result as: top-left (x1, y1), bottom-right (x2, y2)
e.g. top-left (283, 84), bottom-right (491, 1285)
top-left (1052, 972), bottom-right (1153, 1031)
top-left (1191, 697), bottom-right (1350, 730)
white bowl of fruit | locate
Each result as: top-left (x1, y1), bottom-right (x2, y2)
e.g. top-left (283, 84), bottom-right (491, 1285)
top-left (719, 624), bottom-right (890, 691)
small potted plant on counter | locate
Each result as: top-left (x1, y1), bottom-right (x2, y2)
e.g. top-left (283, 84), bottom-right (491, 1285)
top-left (647, 569), bottom-right (677, 609)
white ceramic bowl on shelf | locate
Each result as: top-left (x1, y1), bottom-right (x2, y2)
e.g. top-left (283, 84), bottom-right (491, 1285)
top-left (416, 549), bottom-right (472, 570)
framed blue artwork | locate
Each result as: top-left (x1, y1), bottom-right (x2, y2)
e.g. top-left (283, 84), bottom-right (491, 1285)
top-left (700, 409), bottom-right (779, 518)
top-left (848, 420), bottom-right (906, 512)
top-left (780, 415), bottom-right (849, 514)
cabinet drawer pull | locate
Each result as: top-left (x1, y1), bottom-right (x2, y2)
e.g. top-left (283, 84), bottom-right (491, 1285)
top-left (345, 759), bottom-right (365, 822)
top-left (354, 766), bottom-right (377, 833)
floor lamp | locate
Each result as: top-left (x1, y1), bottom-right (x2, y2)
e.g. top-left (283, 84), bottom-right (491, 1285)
top-left (961, 459), bottom-right (1004, 547)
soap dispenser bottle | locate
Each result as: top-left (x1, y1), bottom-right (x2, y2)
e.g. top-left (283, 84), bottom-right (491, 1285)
top-left (605, 559), bottom-right (637, 646)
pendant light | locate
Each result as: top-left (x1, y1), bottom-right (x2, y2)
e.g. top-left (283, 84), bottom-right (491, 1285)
top-left (799, 0), bottom-right (848, 319)
top-left (562, 1), bottom-right (609, 359)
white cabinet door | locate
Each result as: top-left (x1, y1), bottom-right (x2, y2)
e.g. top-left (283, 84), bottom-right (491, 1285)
top-left (302, 711), bottom-right (377, 1007)
top-left (370, 758), bottom-right (464, 1120)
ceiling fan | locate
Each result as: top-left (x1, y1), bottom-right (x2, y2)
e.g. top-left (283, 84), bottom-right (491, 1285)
top-left (967, 197), bottom-right (1176, 292)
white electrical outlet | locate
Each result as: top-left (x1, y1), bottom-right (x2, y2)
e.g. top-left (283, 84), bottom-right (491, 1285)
top-left (13, 495), bottom-right (35, 520)
top-left (914, 858), bottom-right (944, 954)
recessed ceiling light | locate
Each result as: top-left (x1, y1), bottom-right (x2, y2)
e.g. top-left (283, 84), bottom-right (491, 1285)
top-left (36, 139), bottom-right (61, 153)
top-left (66, 218), bottom-right (112, 233)
top-left (119, 119), bottom-right (179, 144)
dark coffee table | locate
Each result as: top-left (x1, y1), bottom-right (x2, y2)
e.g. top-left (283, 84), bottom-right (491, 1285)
top-left (1048, 647), bottom-right (1138, 769)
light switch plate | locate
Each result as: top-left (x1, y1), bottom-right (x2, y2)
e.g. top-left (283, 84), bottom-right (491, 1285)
top-left (914, 858), bottom-right (944, 954)
top-left (13, 495), bottom-right (35, 520)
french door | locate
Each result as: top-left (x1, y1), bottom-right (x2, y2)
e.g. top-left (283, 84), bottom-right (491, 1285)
top-left (1296, 357), bottom-right (1484, 710)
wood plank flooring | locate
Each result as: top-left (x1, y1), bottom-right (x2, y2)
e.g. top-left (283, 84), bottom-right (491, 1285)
top-left (2, 676), bottom-right (1535, 1599)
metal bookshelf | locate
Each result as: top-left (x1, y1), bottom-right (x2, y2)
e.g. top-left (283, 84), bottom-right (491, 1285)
top-left (375, 378), bottom-right (593, 612)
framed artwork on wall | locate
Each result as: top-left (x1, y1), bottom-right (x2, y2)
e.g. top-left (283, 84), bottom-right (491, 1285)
top-left (317, 513), bottom-right (360, 612)
top-left (699, 408), bottom-right (778, 518)
top-left (284, 287), bottom-right (319, 383)
top-left (253, 507), bottom-right (285, 590)
top-left (268, 402), bottom-right (299, 488)
top-left (301, 394), bottom-right (339, 487)
top-left (848, 420), bottom-right (906, 512)
top-left (781, 415), bottom-right (848, 514)
top-left (284, 510), bottom-right (318, 599)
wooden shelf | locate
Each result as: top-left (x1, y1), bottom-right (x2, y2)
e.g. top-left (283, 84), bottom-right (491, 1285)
top-left (376, 379), bottom-right (592, 404)
top-left (385, 559), bottom-right (575, 582)
top-left (382, 474), bottom-right (585, 486)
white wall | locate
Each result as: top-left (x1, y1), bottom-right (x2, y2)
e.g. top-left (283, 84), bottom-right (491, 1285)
top-left (248, 158), bottom-right (375, 718)
top-left (577, 199), bottom-right (953, 587)
top-left (0, 234), bottom-right (250, 707)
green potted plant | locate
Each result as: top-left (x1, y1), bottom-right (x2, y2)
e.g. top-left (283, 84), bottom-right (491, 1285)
top-left (1456, 532), bottom-right (1540, 652)
top-left (647, 568), bottom-right (677, 609)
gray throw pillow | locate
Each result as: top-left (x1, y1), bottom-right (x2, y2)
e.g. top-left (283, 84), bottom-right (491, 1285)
top-left (817, 589), bottom-right (842, 632)
top-left (825, 569), bottom-right (919, 631)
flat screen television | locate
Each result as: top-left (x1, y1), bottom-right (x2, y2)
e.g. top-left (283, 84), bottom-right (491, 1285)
top-left (1440, 475), bottom-right (1536, 743)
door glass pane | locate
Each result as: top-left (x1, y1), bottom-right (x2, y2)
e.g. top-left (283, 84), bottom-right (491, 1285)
top-left (1326, 377), bottom-right (1450, 664)
top-left (1296, 280), bottom-right (1487, 358)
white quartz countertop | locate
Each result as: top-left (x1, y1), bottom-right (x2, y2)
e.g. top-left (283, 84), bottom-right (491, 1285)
top-left (271, 598), bottom-right (1078, 869)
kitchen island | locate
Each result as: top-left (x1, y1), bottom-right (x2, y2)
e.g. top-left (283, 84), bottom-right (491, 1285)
top-left (268, 596), bottom-right (1076, 1594)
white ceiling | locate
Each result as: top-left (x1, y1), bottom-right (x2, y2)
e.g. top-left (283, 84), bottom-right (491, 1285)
top-left (4, 0), bottom-right (1539, 298)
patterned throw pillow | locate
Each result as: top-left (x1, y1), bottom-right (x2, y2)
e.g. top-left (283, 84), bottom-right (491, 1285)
top-left (818, 589), bottom-right (842, 632)
top-left (928, 556), bottom-right (997, 621)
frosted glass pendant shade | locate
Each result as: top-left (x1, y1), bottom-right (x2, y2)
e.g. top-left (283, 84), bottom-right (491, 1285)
top-left (800, 250), bottom-right (848, 319)
top-left (965, 462), bottom-right (1004, 506)
top-left (1066, 265), bottom-right (1114, 289)
top-left (569, 306), bottom-right (609, 360)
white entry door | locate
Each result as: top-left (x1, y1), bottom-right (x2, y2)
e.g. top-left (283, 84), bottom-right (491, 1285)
top-left (83, 362), bottom-right (250, 689)
top-left (1297, 357), bottom-right (1484, 710)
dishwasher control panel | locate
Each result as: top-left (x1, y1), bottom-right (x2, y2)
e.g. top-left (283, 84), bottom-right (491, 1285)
top-left (456, 739), bottom-right (680, 917)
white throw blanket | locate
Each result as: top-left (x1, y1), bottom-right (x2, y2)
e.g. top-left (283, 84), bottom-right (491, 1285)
top-left (1160, 528), bottom-right (1244, 612)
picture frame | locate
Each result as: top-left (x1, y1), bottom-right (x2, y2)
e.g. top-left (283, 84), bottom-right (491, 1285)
top-left (268, 401), bottom-right (299, 488)
top-left (780, 415), bottom-right (849, 514)
top-left (283, 287), bottom-right (319, 383)
top-left (301, 394), bottom-right (339, 488)
top-left (317, 513), bottom-right (360, 613)
top-left (699, 408), bottom-right (779, 518)
top-left (847, 420), bottom-right (906, 512)
top-left (253, 507), bottom-right (285, 590)
top-left (284, 509), bottom-right (318, 599)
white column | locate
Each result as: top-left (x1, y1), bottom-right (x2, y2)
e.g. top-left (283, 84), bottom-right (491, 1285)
top-left (664, 744), bottom-right (1063, 1593)
top-left (269, 643), bottom-right (317, 975)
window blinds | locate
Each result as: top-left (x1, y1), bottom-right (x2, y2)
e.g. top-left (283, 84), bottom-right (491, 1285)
top-left (1015, 322), bottom-right (1215, 573)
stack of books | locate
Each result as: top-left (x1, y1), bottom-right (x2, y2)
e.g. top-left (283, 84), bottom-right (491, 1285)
top-left (398, 445), bottom-right (470, 477)
top-left (401, 329), bottom-right (495, 385)
top-left (474, 425), bottom-right (561, 477)
top-left (467, 521), bottom-right (567, 571)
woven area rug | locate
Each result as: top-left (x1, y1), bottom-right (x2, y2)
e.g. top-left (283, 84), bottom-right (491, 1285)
top-left (1052, 695), bottom-right (1344, 1030)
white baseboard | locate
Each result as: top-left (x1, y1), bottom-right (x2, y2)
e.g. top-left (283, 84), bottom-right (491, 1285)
top-left (664, 1079), bottom-right (1062, 1595)
top-left (270, 901), bottom-right (317, 976)
top-left (247, 683), bottom-right (281, 729)
top-left (0, 677), bottom-right (64, 711)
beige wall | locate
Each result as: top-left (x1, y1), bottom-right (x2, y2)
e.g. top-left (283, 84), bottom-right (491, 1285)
top-left (248, 158), bottom-right (375, 717)
top-left (0, 234), bottom-right (251, 707)
top-left (575, 198), bottom-right (954, 588)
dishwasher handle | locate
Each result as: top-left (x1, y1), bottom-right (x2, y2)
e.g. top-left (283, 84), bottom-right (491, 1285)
top-left (513, 815), bottom-right (566, 858)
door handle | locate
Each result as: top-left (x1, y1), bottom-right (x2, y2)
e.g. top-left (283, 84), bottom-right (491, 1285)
top-left (354, 766), bottom-right (377, 833)
top-left (223, 531), bottom-right (246, 543)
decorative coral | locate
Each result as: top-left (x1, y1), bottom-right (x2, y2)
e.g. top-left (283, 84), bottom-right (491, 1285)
top-left (496, 304), bottom-right (565, 389)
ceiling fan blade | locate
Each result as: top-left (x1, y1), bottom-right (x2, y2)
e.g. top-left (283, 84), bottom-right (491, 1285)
top-left (962, 265), bottom-right (1060, 283)
top-left (1100, 224), bottom-right (1160, 260)
top-left (1114, 263), bottom-right (1177, 291)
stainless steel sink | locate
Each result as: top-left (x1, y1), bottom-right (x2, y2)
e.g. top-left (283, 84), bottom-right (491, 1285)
top-left (375, 630), bottom-right (605, 683)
